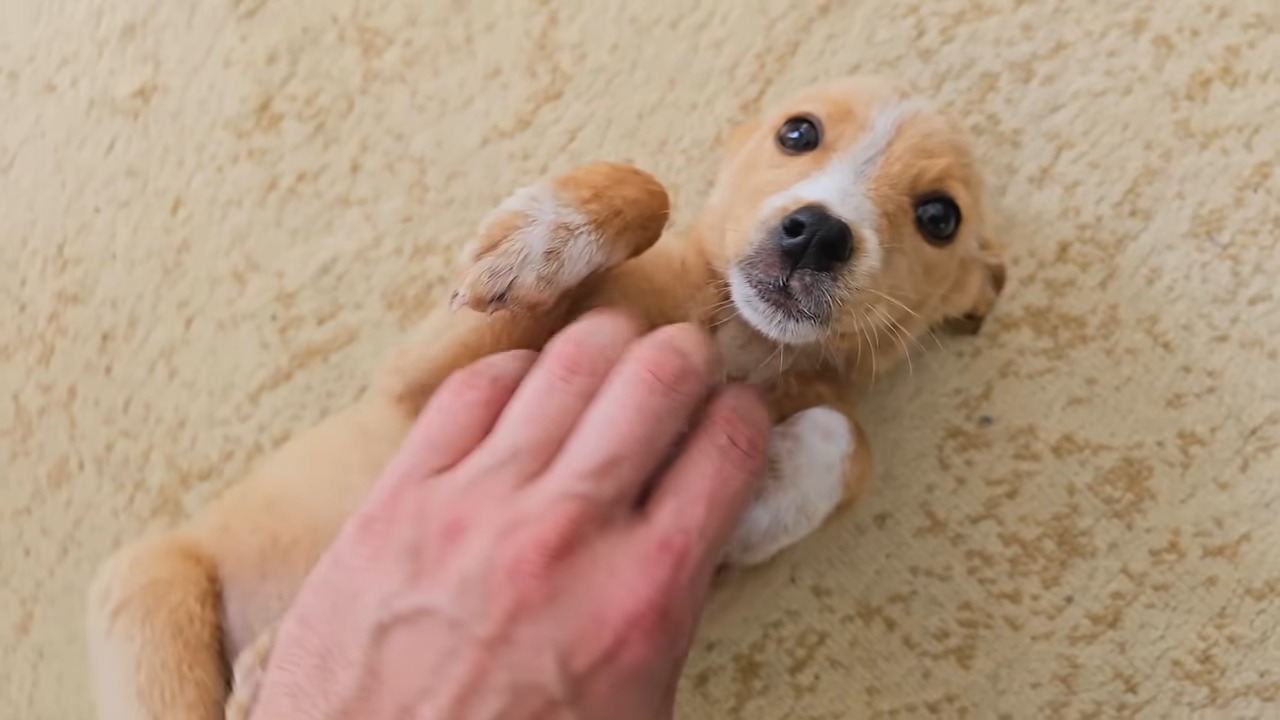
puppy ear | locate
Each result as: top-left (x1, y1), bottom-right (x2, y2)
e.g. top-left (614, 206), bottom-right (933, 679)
top-left (938, 233), bottom-right (1007, 335)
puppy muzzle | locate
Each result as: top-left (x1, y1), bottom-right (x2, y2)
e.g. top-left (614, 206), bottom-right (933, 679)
top-left (727, 205), bottom-right (858, 344)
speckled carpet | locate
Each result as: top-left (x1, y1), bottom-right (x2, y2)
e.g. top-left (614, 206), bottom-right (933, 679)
top-left (4, 0), bottom-right (1279, 717)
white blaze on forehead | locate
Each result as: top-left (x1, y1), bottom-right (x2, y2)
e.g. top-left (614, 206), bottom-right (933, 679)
top-left (759, 97), bottom-right (933, 271)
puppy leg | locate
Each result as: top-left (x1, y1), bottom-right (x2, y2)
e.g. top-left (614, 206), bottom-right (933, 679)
top-left (86, 533), bottom-right (226, 720)
top-left (224, 623), bottom-right (277, 720)
top-left (375, 162), bottom-right (672, 412)
top-left (723, 407), bottom-right (871, 566)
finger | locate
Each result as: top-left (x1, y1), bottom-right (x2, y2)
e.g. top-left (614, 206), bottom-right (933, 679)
top-left (356, 349), bottom-right (538, 538)
top-left (536, 322), bottom-right (715, 514)
top-left (641, 384), bottom-right (769, 580)
top-left (476, 308), bottom-right (642, 478)
top-left (388, 350), bottom-right (538, 480)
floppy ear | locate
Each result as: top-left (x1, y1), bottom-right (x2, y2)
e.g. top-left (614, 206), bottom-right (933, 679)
top-left (938, 232), bottom-right (1007, 335)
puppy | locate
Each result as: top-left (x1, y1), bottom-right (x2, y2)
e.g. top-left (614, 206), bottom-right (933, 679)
top-left (86, 75), bottom-right (1006, 719)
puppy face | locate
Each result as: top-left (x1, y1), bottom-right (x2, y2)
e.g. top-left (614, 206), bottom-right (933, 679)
top-left (702, 76), bottom-right (1006, 355)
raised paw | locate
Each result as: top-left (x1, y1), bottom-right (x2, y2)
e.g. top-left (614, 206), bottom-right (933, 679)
top-left (724, 406), bottom-right (855, 566)
top-left (451, 183), bottom-right (601, 314)
top-left (451, 162), bottom-right (670, 314)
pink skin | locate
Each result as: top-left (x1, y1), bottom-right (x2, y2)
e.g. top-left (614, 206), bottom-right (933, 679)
top-left (249, 310), bottom-right (770, 720)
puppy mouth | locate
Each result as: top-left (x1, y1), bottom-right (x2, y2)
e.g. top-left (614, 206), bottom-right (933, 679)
top-left (727, 261), bottom-right (835, 345)
top-left (725, 204), bottom-right (861, 345)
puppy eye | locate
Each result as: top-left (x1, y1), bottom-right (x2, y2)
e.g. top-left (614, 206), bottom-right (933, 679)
top-left (776, 116), bottom-right (821, 154)
top-left (914, 194), bottom-right (962, 245)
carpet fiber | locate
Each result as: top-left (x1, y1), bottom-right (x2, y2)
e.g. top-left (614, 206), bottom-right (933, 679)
top-left (4, 0), bottom-right (1279, 716)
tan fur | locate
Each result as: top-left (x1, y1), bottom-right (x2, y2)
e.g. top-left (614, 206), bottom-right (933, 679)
top-left (85, 75), bottom-right (1007, 719)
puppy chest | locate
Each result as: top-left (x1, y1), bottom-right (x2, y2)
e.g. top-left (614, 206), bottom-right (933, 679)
top-left (713, 320), bottom-right (792, 384)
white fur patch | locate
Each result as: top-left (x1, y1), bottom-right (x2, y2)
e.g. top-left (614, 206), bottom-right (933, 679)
top-left (725, 406), bottom-right (854, 566)
top-left (85, 559), bottom-right (154, 720)
top-left (457, 182), bottom-right (602, 309)
top-left (726, 266), bottom-right (825, 345)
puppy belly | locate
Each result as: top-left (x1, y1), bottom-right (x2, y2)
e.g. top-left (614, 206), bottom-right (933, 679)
top-left (726, 406), bottom-right (853, 565)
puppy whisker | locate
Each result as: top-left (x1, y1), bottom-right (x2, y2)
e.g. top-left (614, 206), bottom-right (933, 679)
top-left (755, 343), bottom-right (783, 375)
top-left (880, 303), bottom-right (929, 356)
top-left (851, 314), bottom-right (865, 371)
top-left (869, 304), bottom-right (913, 377)
top-left (859, 308), bottom-right (880, 388)
top-left (707, 311), bottom-right (741, 329)
top-left (866, 288), bottom-right (920, 321)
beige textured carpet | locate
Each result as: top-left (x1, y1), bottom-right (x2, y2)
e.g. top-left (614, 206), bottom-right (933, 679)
top-left (4, 0), bottom-right (1279, 717)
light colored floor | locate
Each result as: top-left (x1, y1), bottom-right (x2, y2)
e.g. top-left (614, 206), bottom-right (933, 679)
top-left (4, 0), bottom-right (1279, 716)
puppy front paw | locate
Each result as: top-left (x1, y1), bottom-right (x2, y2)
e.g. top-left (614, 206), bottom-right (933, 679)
top-left (452, 162), bottom-right (670, 315)
top-left (724, 407), bottom-right (854, 566)
top-left (451, 182), bottom-right (606, 315)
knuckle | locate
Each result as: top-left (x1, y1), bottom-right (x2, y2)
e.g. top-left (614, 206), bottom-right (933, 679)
top-left (542, 331), bottom-right (610, 389)
top-left (527, 496), bottom-right (591, 556)
top-left (497, 498), bottom-right (588, 587)
top-left (613, 583), bottom-right (683, 654)
top-left (430, 506), bottom-right (473, 551)
top-left (633, 334), bottom-right (709, 402)
top-left (345, 498), bottom-right (406, 558)
top-left (646, 527), bottom-right (695, 578)
top-left (499, 537), bottom-right (561, 598)
top-left (711, 402), bottom-right (770, 474)
top-left (615, 607), bottom-right (668, 659)
top-left (496, 496), bottom-right (594, 602)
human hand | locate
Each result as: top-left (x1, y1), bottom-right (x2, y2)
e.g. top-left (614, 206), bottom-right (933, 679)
top-left (249, 309), bottom-right (770, 720)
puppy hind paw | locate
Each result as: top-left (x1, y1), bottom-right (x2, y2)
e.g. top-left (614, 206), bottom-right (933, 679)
top-left (224, 624), bottom-right (278, 720)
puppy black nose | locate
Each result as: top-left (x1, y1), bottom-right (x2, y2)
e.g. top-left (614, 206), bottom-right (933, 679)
top-left (777, 205), bottom-right (853, 273)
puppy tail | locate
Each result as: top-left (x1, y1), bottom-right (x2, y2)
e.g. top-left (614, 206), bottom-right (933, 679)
top-left (86, 534), bottom-right (227, 720)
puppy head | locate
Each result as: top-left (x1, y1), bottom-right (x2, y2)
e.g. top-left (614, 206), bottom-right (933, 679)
top-left (701, 76), bottom-right (1006, 353)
